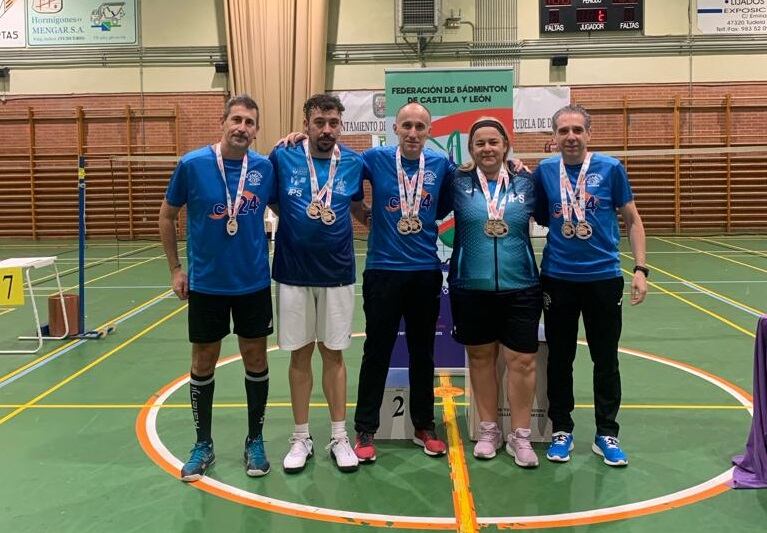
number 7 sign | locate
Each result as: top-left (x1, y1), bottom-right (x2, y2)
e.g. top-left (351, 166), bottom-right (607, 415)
top-left (0, 268), bottom-right (25, 306)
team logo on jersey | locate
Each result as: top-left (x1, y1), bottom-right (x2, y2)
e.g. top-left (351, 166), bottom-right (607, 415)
top-left (586, 173), bottom-right (603, 188)
top-left (289, 169), bottom-right (307, 187)
top-left (423, 170), bottom-right (437, 186)
top-left (507, 192), bottom-right (526, 203)
top-left (551, 192), bottom-right (599, 218)
top-left (385, 191), bottom-right (433, 212)
top-left (247, 170), bottom-right (262, 186)
top-left (334, 178), bottom-right (347, 194)
top-left (208, 191), bottom-right (261, 219)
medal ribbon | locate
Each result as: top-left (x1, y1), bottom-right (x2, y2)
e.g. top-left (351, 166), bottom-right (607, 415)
top-left (476, 165), bottom-right (510, 221)
top-left (303, 139), bottom-right (340, 209)
top-left (559, 152), bottom-right (592, 224)
top-left (395, 147), bottom-right (425, 219)
top-left (214, 143), bottom-right (249, 223)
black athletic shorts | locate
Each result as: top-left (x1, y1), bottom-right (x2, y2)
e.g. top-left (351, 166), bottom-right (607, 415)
top-left (188, 287), bottom-right (273, 344)
top-left (449, 285), bottom-right (542, 353)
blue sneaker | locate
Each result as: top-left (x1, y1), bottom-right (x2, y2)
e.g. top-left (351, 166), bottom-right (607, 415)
top-left (244, 435), bottom-right (271, 477)
top-left (546, 431), bottom-right (574, 463)
top-left (592, 435), bottom-right (628, 466)
top-left (181, 441), bottom-right (215, 482)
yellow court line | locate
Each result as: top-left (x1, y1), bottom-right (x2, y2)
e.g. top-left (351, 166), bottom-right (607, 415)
top-left (695, 236), bottom-right (767, 260)
top-left (654, 236), bottom-right (767, 275)
top-left (0, 304), bottom-right (187, 426)
top-left (53, 251), bottom-right (169, 295)
top-left (0, 402), bottom-right (748, 410)
top-left (438, 374), bottom-right (478, 533)
top-left (619, 264), bottom-right (756, 338)
top-left (31, 243), bottom-right (160, 286)
top-left (623, 253), bottom-right (765, 317)
top-left (0, 289), bottom-right (173, 384)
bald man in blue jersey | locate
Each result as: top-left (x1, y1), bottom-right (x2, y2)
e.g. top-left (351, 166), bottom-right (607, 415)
top-left (351, 102), bottom-right (456, 463)
top-left (534, 104), bottom-right (647, 467)
top-left (159, 95), bottom-right (276, 481)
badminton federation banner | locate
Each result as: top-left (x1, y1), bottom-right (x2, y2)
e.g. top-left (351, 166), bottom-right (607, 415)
top-left (385, 67), bottom-right (514, 371)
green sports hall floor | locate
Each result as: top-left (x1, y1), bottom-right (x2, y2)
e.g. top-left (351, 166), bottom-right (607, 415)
top-left (0, 235), bottom-right (766, 533)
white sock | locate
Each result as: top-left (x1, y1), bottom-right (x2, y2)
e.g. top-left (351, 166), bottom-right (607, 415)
top-left (330, 420), bottom-right (347, 439)
top-left (293, 423), bottom-right (309, 439)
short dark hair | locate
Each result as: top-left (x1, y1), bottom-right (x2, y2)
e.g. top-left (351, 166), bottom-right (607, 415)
top-left (223, 94), bottom-right (260, 127)
top-left (303, 93), bottom-right (345, 121)
top-left (552, 104), bottom-right (591, 132)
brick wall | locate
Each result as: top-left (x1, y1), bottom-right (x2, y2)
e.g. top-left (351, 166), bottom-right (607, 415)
top-left (1, 83), bottom-right (765, 239)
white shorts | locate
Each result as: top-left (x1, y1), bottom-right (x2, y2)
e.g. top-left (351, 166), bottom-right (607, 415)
top-left (277, 283), bottom-right (355, 351)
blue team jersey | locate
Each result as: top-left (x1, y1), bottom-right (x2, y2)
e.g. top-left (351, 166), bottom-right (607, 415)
top-left (533, 152), bottom-right (633, 281)
top-left (446, 169), bottom-right (539, 291)
top-left (362, 145), bottom-right (454, 271)
top-left (269, 143), bottom-right (363, 286)
top-left (165, 145), bottom-right (275, 295)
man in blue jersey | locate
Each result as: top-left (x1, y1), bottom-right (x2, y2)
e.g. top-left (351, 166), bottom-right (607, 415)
top-left (158, 94), bottom-right (276, 481)
top-left (352, 102), bottom-right (454, 463)
top-left (533, 104), bottom-right (647, 467)
top-left (269, 94), bottom-right (363, 474)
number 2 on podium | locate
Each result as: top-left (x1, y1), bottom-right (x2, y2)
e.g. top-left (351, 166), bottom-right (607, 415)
top-left (392, 395), bottom-right (405, 417)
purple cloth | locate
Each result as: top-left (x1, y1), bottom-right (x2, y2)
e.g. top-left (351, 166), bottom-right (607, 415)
top-left (731, 315), bottom-right (767, 489)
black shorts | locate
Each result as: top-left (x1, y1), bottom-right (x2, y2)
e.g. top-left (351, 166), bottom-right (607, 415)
top-left (188, 287), bottom-right (273, 344)
top-left (449, 285), bottom-right (543, 353)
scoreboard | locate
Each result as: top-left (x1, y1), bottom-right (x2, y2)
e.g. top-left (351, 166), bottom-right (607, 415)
top-left (540, 0), bottom-right (644, 34)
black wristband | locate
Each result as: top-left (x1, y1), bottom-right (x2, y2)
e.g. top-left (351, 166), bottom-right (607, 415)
top-left (633, 265), bottom-right (649, 278)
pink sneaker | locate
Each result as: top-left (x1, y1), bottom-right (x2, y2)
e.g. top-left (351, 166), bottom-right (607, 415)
top-left (506, 428), bottom-right (539, 468)
top-left (473, 421), bottom-right (502, 460)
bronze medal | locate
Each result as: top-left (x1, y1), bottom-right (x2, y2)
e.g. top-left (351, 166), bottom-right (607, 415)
top-left (561, 220), bottom-right (576, 239)
top-left (408, 216), bottom-right (423, 234)
top-left (226, 217), bottom-right (238, 236)
top-left (575, 220), bottom-right (593, 240)
top-left (483, 220), bottom-right (495, 238)
top-left (306, 201), bottom-right (322, 220)
top-left (397, 217), bottom-right (412, 235)
top-left (494, 219), bottom-right (509, 238)
top-left (320, 206), bottom-right (337, 226)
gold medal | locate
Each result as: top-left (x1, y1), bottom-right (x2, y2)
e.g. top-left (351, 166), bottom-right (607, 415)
top-left (226, 217), bottom-right (238, 236)
top-left (575, 220), bottom-right (593, 240)
top-left (408, 216), bottom-right (423, 234)
top-left (306, 201), bottom-right (322, 220)
top-left (397, 217), bottom-right (412, 235)
top-left (320, 206), bottom-right (337, 226)
top-left (561, 220), bottom-right (576, 239)
top-left (484, 220), bottom-right (496, 238)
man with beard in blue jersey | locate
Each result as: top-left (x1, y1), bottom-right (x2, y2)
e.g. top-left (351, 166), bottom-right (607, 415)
top-left (159, 94), bottom-right (276, 481)
top-left (269, 94), bottom-right (364, 474)
top-left (533, 104), bottom-right (647, 467)
top-left (351, 102), bottom-right (455, 463)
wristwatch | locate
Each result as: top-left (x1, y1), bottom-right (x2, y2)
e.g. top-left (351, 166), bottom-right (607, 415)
top-left (633, 265), bottom-right (649, 278)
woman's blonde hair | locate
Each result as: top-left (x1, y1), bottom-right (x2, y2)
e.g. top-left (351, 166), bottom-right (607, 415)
top-left (458, 116), bottom-right (512, 172)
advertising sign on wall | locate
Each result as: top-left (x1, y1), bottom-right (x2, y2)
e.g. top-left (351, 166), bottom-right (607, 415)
top-left (27, 0), bottom-right (137, 46)
top-left (0, 0), bottom-right (25, 48)
top-left (698, 0), bottom-right (767, 34)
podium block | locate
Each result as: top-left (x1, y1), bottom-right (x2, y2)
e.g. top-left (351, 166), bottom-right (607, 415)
top-left (467, 326), bottom-right (552, 443)
top-left (376, 368), bottom-right (415, 440)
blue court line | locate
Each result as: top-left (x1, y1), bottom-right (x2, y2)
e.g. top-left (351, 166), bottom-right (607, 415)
top-left (682, 281), bottom-right (764, 318)
top-left (0, 290), bottom-right (173, 390)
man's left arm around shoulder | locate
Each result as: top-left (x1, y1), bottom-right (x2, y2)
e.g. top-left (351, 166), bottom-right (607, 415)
top-left (619, 200), bottom-right (647, 305)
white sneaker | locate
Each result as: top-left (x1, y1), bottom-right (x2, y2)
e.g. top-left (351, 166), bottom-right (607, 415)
top-left (327, 435), bottom-right (359, 473)
top-left (283, 434), bottom-right (313, 473)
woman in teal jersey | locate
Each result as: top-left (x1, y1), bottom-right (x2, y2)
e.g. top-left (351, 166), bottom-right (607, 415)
top-left (446, 117), bottom-right (542, 467)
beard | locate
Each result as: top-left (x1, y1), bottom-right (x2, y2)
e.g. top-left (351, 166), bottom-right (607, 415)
top-left (313, 135), bottom-right (336, 153)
